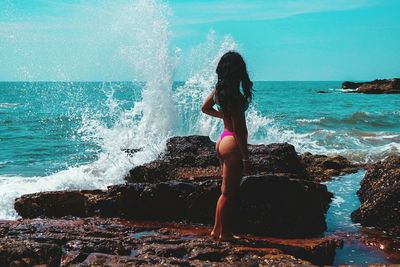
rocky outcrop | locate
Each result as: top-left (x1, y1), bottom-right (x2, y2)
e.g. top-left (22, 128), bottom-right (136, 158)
top-left (126, 136), bottom-right (310, 183)
top-left (127, 135), bottom-right (359, 183)
top-left (0, 218), bottom-right (342, 266)
top-left (342, 78), bottom-right (400, 94)
top-left (300, 152), bottom-right (360, 182)
top-left (0, 239), bottom-right (61, 267)
top-left (12, 135), bottom-right (364, 265)
top-left (351, 156), bottom-right (400, 236)
top-left (15, 175), bottom-right (332, 237)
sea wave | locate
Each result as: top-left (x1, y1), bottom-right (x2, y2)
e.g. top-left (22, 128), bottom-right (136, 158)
top-left (296, 117), bottom-right (326, 124)
top-left (0, 103), bottom-right (19, 108)
top-left (0, 161), bottom-right (13, 168)
top-left (297, 111), bottom-right (399, 128)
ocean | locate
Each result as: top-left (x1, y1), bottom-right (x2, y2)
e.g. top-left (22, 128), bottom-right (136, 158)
top-left (1, 80), bottom-right (399, 221)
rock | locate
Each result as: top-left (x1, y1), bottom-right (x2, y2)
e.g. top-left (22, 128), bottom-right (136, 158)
top-left (351, 156), bottom-right (400, 236)
top-left (300, 152), bottom-right (360, 182)
top-left (126, 135), bottom-right (309, 183)
top-left (15, 175), bottom-right (332, 237)
top-left (342, 81), bottom-right (363, 89)
top-left (0, 239), bottom-right (61, 267)
top-left (236, 175), bottom-right (332, 236)
top-left (14, 190), bottom-right (111, 219)
top-left (342, 78), bottom-right (400, 94)
top-left (0, 218), bottom-right (341, 266)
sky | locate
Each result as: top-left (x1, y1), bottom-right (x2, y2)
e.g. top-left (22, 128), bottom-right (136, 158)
top-left (0, 0), bottom-right (399, 81)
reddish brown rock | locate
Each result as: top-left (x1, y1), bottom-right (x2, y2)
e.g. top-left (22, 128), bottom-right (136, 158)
top-left (0, 218), bottom-right (340, 266)
top-left (14, 190), bottom-right (107, 219)
top-left (300, 152), bottom-right (360, 182)
top-left (15, 175), bottom-right (332, 237)
top-left (351, 156), bottom-right (400, 236)
top-left (126, 136), bottom-right (310, 183)
top-left (342, 78), bottom-right (400, 94)
top-left (0, 238), bottom-right (61, 267)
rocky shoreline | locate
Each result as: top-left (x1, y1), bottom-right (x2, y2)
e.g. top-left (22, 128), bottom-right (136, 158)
top-left (1, 135), bottom-right (399, 266)
top-left (342, 78), bottom-right (400, 94)
top-left (351, 156), bottom-right (400, 236)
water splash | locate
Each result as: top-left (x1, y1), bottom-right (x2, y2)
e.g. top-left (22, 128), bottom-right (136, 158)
top-left (172, 30), bottom-right (274, 143)
top-left (0, 0), bottom-right (177, 219)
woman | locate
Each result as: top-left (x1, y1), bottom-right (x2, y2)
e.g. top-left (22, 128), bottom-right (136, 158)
top-left (201, 51), bottom-right (253, 241)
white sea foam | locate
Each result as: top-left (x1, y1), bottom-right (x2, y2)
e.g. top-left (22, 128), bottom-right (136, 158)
top-left (0, 0), bottom-right (177, 220)
top-left (332, 196), bottom-right (345, 207)
top-left (0, 0), bottom-right (275, 220)
top-left (361, 133), bottom-right (400, 141)
top-left (0, 103), bottom-right (19, 108)
top-left (296, 117), bottom-right (326, 124)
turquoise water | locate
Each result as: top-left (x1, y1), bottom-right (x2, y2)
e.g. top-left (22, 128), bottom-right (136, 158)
top-left (1, 81), bottom-right (399, 177)
top-left (1, 81), bottom-right (400, 266)
top-left (0, 82), bottom-right (141, 176)
top-left (324, 172), bottom-right (393, 265)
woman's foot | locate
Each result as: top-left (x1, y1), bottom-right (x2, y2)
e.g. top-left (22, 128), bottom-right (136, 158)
top-left (210, 230), bottom-right (219, 239)
top-left (219, 233), bottom-right (240, 241)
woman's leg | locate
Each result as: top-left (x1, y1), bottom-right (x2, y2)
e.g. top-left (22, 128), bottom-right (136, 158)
top-left (219, 155), bottom-right (242, 240)
top-left (214, 136), bottom-right (243, 240)
top-left (211, 138), bottom-right (223, 238)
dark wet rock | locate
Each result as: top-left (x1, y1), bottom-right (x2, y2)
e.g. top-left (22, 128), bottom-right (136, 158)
top-left (0, 238), bottom-right (61, 267)
top-left (351, 156), bottom-right (400, 236)
top-left (236, 175), bottom-right (332, 237)
top-left (15, 175), bottom-right (332, 237)
top-left (342, 81), bottom-right (363, 89)
top-left (300, 152), bottom-right (360, 182)
top-left (0, 218), bottom-right (341, 266)
top-left (248, 143), bottom-right (309, 179)
top-left (14, 190), bottom-right (113, 219)
top-left (342, 78), bottom-right (400, 94)
top-left (78, 251), bottom-right (312, 267)
top-left (126, 135), bottom-right (309, 183)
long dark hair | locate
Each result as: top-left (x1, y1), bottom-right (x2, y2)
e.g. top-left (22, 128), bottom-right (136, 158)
top-left (215, 51), bottom-right (253, 116)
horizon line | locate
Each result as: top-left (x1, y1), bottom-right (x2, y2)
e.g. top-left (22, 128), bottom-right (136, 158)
top-left (0, 79), bottom-right (377, 83)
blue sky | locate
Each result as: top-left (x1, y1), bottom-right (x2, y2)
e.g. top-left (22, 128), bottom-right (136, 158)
top-left (0, 0), bottom-right (399, 81)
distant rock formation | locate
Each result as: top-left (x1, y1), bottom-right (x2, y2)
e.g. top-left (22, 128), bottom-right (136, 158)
top-left (342, 78), bottom-right (400, 94)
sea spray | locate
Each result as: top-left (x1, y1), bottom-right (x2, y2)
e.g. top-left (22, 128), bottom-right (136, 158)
top-left (0, 0), bottom-right (274, 220)
top-left (173, 30), bottom-right (274, 142)
top-left (0, 0), bottom-right (178, 219)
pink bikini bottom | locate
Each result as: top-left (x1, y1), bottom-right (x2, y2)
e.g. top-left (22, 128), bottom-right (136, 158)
top-left (219, 130), bottom-right (249, 141)
top-left (220, 130), bottom-right (235, 140)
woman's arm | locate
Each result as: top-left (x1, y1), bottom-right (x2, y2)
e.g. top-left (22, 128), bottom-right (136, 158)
top-left (231, 104), bottom-right (249, 160)
top-left (201, 90), bottom-right (223, 118)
